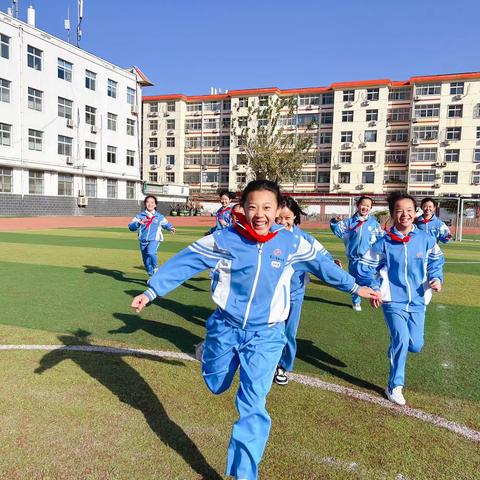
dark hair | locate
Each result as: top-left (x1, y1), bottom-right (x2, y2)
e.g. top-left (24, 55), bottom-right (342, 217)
top-left (143, 195), bottom-right (158, 207)
top-left (240, 180), bottom-right (282, 207)
top-left (387, 191), bottom-right (417, 216)
top-left (280, 196), bottom-right (305, 225)
top-left (219, 190), bottom-right (235, 200)
top-left (421, 197), bottom-right (437, 208)
top-left (356, 195), bottom-right (374, 207)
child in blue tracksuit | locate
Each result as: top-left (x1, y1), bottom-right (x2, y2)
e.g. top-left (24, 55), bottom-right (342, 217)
top-left (415, 197), bottom-right (452, 243)
top-left (357, 192), bottom-right (445, 406)
top-left (128, 195), bottom-right (176, 276)
top-left (131, 180), bottom-right (378, 480)
top-left (273, 196), bottom-right (335, 386)
top-left (207, 190), bottom-right (235, 234)
top-left (330, 195), bottom-right (384, 311)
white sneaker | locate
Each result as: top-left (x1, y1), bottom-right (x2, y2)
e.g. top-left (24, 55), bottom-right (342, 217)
top-left (352, 304), bottom-right (362, 312)
top-left (194, 341), bottom-right (204, 361)
top-left (386, 386), bottom-right (406, 406)
top-left (274, 366), bottom-right (288, 385)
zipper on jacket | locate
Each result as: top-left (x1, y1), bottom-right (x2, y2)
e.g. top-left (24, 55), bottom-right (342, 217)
top-left (403, 243), bottom-right (412, 311)
top-left (242, 243), bottom-right (263, 329)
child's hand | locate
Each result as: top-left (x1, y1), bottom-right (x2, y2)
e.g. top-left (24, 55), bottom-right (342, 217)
top-left (334, 258), bottom-right (343, 269)
top-left (333, 216), bottom-right (342, 222)
top-left (131, 294), bottom-right (150, 313)
top-left (138, 219), bottom-right (146, 225)
top-left (358, 287), bottom-right (382, 301)
top-left (370, 296), bottom-right (382, 308)
top-left (170, 227), bottom-right (176, 234)
top-left (429, 279), bottom-right (442, 292)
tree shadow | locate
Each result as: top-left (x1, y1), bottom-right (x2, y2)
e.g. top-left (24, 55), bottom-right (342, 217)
top-left (296, 339), bottom-right (384, 396)
top-left (34, 329), bottom-right (221, 479)
top-left (84, 265), bottom-right (146, 286)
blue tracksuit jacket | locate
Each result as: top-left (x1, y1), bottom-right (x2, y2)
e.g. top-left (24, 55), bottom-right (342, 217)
top-left (415, 214), bottom-right (451, 244)
top-left (209, 205), bottom-right (234, 234)
top-left (128, 210), bottom-right (174, 242)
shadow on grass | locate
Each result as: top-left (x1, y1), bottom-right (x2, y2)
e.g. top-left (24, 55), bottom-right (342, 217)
top-left (296, 339), bottom-right (384, 396)
top-left (84, 265), bottom-right (146, 286)
top-left (34, 329), bottom-right (221, 479)
top-left (303, 295), bottom-right (352, 309)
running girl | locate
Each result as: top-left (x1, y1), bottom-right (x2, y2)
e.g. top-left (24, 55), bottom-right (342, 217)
top-left (208, 190), bottom-right (236, 234)
top-left (415, 197), bottom-right (452, 243)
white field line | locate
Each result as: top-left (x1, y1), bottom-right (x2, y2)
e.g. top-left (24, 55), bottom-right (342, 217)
top-left (1, 344), bottom-right (479, 443)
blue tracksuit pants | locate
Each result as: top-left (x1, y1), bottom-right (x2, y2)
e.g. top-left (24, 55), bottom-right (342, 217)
top-left (348, 259), bottom-right (361, 306)
top-left (201, 309), bottom-right (286, 480)
top-left (383, 307), bottom-right (425, 389)
top-left (140, 240), bottom-right (160, 275)
top-left (278, 292), bottom-right (304, 372)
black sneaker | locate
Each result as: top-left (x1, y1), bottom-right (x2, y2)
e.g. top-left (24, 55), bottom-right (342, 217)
top-left (274, 366), bottom-right (288, 385)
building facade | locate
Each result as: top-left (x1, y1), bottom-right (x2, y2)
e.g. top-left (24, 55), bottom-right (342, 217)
top-left (0, 8), bottom-right (151, 216)
top-left (143, 73), bottom-right (480, 198)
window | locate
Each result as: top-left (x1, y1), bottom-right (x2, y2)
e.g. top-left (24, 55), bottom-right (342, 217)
top-left (341, 131), bottom-right (353, 143)
top-left (58, 174), bottom-right (73, 196)
top-left (28, 87), bottom-right (42, 111)
top-left (386, 129), bottom-right (409, 143)
top-left (366, 88), bottom-right (379, 101)
top-left (450, 82), bottom-right (464, 95)
top-left (299, 172), bottom-right (316, 183)
top-left (150, 120), bottom-right (158, 130)
top-left (126, 181), bottom-right (135, 199)
top-left (149, 172), bottom-right (158, 182)
top-left (443, 172), bottom-right (458, 184)
top-left (166, 172), bottom-right (175, 183)
top-left (446, 127), bottom-right (461, 141)
top-left (238, 116), bottom-right (248, 128)
top-left (107, 113), bottom-right (117, 131)
top-left (149, 155), bottom-right (158, 165)
top-left (0, 123), bottom-right (11, 146)
top-left (127, 87), bottom-right (135, 105)
top-left (107, 179), bottom-right (117, 198)
top-left (58, 58), bottom-right (73, 82)
top-left (474, 149), bottom-right (480, 163)
top-left (1, 34), bottom-right (9, 59)
top-left (343, 90), bottom-right (354, 102)
top-left (107, 146), bottom-right (117, 163)
top-left (166, 119), bottom-right (176, 130)
top-left (107, 79), bottom-right (117, 98)
top-left (339, 172), bottom-right (350, 184)
top-left (322, 92), bottom-right (334, 105)
top-left (204, 136), bottom-right (221, 148)
top-left (477, 127), bottom-right (480, 139)
top-left (299, 95), bottom-right (319, 106)
top-left (339, 152), bottom-right (352, 163)
top-left (184, 172), bottom-right (201, 183)
top-left (320, 112), bottom-right (333, 124)
top-left (222, 117), bottom-right (231, 129)
top-left (126, 119), bottom-right (135, 136)
top-left (388, 88), bottom-right (411, 101)
top-left (384, 170), bottom-right (407, 184)
top-left (448, 105), bottom-right (463, 118)
top-left (414, 103), bottom-right (440, 118)
top-left (236, 172), bottom-right (247, 184)
top-left (150, 103), bottom-right (159, 113)
top-left (186, 137), bottom-right (202, 148)
top-left (342, 111), bottom-right (353, 122)
top-left (204, 100), bottom-right (221, 111)
top-left (410, 148), bottom-right (437, 162)
top-left (445, 149), bottom-right (460, 162)
top-left (166, 154), bottom-right (175, 165)
top-left (85, 141), bottom-right (96, 160)
top-left (85, 105), bottom-right (96, 126)
top-left (385, 150), bottom-right (408, 164)
top-left (28, 129), bottom-right (42, 151)
top-left (366, 109), bottom-right (378, 121)
top-left (238, 97), bottom-right (248, 108)
top-left (415, 84), bottom-right (441, 96)
top-left (220, 171), bottom-right (229, 184)
top-left (221, 136), bottom-right (230, 147)
top-left (387, 107), bottom-right (410, 122)
top-left (58, 97), bottom-right (73, 119)
top-left (318, 151), bottom-right (331, 164)
top-left (167, 101), bottom-right (176, 112)
top-left (0, 78), bottom-right (10, 103)
top-left (413, 126), bottom-right (439, 140)
top-left (186, 119), bottom-right (202, 130)
top-left (0, 167), bottom-right (12, 192)
top-left (410, 169), bottom-right (436, 183)
top-left (85, 177), bottom-right (96, 197)
top-left (278, 116), bottom-right (296, 127)
top-left (27, 45), bottom-right (42, 70)
top-left (319, 132), bottom-right (332, 144)
top-left (364, 130), bottom-right (377, 142)
top-left (85, 70), bottom-right (96, 90)
top-left (223, 99), bottom-right (231, 110)
top-left (317, 172), bottom-right (330, 183)
top-left (259, 96), bottom-right (269, 107)
top-left (28, 170), bottom-right (43, 194)
top-left (185, 155), bottom-right (201, 166)
top-left (187, 102), bottom-right (202, 112)
top-left (362, 172), bottom-right (375, 184)
top-left (363, 151), bottom-right (376, 163)
top-left (126, 150), bottom-right (135, 167)
top-left (58, 135), bottom-right (72, 156)
top-left (166, 137), bottom-right (175, 147)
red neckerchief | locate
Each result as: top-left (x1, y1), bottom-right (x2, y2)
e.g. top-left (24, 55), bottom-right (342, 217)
top-left (233, 212), bottom-right (278, 243)
top-left (143, 212), bottom-right (156, 228)
top-left (419, 216), bottom-right (432, 224)
top-left (348, 215), bottom-right (367, 232)
top-left (387, 230), bottom-right (411, 243)
top-left (217, 206), bottom-right (232, 219)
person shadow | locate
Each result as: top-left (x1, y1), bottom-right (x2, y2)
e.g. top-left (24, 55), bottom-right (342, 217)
top-left (34, 329), bottom-right (222, 480)
top-left (303, 293), bottom-right (352, 309)
top-left (84, 265), bottom-right (146, 286)
top-left (295, 339), bottom-right (384, 396)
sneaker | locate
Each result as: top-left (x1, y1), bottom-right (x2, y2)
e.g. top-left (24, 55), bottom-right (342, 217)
top-left (352, 304), bottom-right (362, 312)
top-left (194, 341), bottom-right (204, 361)
top-left (274, 366), bottom-right (288, 385)
top-left (385, 386), bottom-right (406, 406)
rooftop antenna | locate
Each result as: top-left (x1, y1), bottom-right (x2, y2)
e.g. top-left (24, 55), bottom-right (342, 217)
top-left (76, 0), bottom-right (83, 47)
top-left (12, 0), bottom-right (18, 18)
top-left (64, 8), bottom-right (71, 43)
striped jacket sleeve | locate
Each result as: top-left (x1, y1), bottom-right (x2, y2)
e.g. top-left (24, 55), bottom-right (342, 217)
top-left (437, 221), bottom-right (451, 244)
top-left (128, 215), bottom-right (141, 231)
top-left (301, 230), bottom-right (334, 261)
top-left (356, 240), bottom-right (385, 290)
top-left (427, 240), bottom-right (445, 283)
top-left (159, 215), bottom-right (174, 231)
top-left (144, 234), bottom-right (231, 301)
top-left (329, 217), bottom-right (349, 239)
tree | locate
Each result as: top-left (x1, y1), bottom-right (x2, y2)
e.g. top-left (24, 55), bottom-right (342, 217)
top-left (231, 96), bottom-right (315, 186)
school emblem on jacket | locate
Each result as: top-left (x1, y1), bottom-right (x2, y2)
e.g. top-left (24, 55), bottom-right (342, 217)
top-left (273, 249), bottom-right (282, 256)
top-left (416, 252), bottom-right (423, 258)
top-left (271, 260), bottom-right (281, 268)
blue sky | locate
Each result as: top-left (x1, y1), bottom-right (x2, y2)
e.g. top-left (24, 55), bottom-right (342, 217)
top-left (2, 0), bottom-right (479, 95)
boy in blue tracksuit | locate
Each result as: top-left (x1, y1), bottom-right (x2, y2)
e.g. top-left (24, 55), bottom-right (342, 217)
top-left (415, 197), bottom-right (452, 244)
top-left (131, 180), bottom-right (378, 480)
top-left (128, 195), bottom-right (176, 276)
top-left (207, 190), bottom-right (235, 234)
top-left (330, 196), bottom-right (384, 311)
top-left (357, 192), bottom-right (444, 406)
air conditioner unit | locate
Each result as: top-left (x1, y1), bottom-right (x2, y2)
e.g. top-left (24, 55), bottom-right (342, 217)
top-left (66, 156), bottom-right (73, 165)
top-left (359, 142), bottom-right (367, 148)
top-left (412, 117), bottom-right (418, 123)
top-left (232, 164), bottom-right (239, 170)
top-left (344, 101), bottom-right (353, 107)
top-left (185, 129), bottom-right (190, 133)
top-left (369, 120), bottom-right (377, 127)
top-left (184, 164), bottom-right (190, 169)
top-left (90, 125), bottom-right (97, 134)
top-left (452, 94), bottom-right (462, 101)
top-left (287, 125), bottom-right (295, 130)
top-left (193, 112), bottom-right (201, 116)
top-left (333, 164), bottom-right (342, 169)
top-left (163, 112), bottom-right (170, 117)
top-left (166, 164), bottom-right (173, 170)
top-left (342, 142), bottom-right (353, 149)
top-left (471, 180), bottom-right (480, 185)
top-left (366, 164), bottom-right (374, 170)
top-left (435, 173), bottom-right (442, 179)
top-left (357, 184), bottom-right (365, 190)
top-left (214, 111), bottom-right (221, 115)
top-left (361, 100), bottom-right (370, 106)
top-left (150, 165), bottom-right (157, 170)
top-left (433, 183), bottom-right (441, 188)
top-left (147, 113), bottom-right (157, 117)
top-left (211, 183), bottom-right (218, 188)
top-left (151, 130), bottom-right (157, 135)
top-left (77, 196), bottom-right (88, 207)
top-left (411, 138), bottom-right (420, 145)
top-left (66, 119), bottom-right (74, 128)
top-left (413, 95), bottom-right (420, 101)
top-left (333, 183), bottom-right (341, 189)
top-left (167, 130), bottom-right (174, 136)
top-left (443, 140), bottom-right (451, 146)
top-left (149, 147), bottom-right (156, 152)
top-left (212, 129), bottom-right (219, 134)
top-left (201, 165), bottom-right (207, 170)
top-left (306, 105), bottom-right (313, 110)
top-left (131, 105), bottom-right (139, 115)
top-left (213, 146), bottom-right (220, 151)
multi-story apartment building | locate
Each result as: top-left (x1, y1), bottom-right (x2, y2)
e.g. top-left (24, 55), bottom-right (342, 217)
top-left (0, 8), bottom-right (152, 215)
top-left (143, 73), bottom-right (480, 197)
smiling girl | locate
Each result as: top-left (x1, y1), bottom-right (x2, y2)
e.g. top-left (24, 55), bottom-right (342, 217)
top-left (415, 197), bottom-right (452, 243)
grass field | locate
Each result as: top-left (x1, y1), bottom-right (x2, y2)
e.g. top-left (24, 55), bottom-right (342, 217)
top-left (0, 226), bottom-right (479, 479)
